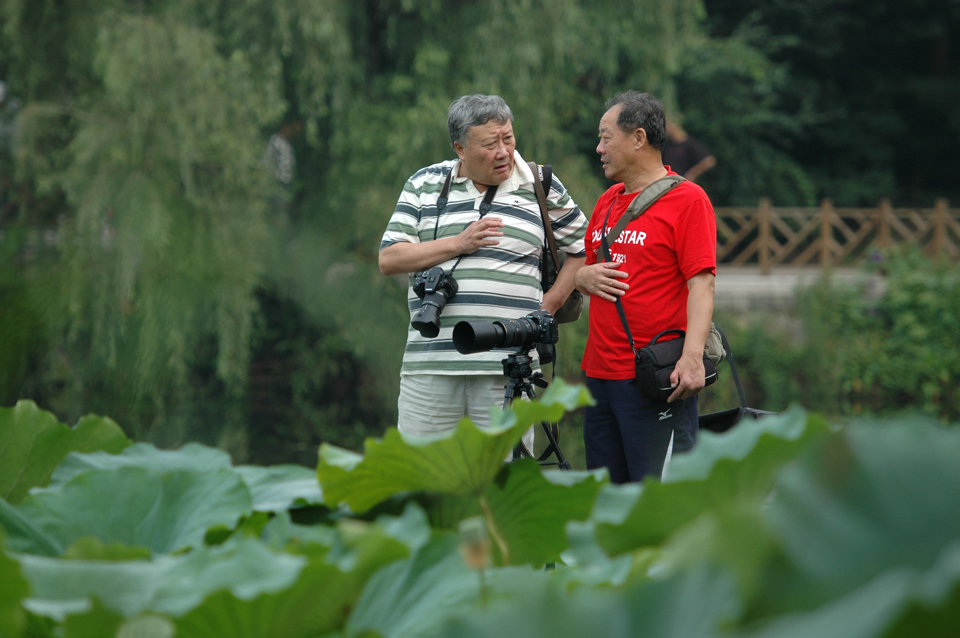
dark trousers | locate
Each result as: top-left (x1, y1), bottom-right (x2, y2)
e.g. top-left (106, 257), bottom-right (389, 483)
top-left (584, 377), bottom-right (698, 484)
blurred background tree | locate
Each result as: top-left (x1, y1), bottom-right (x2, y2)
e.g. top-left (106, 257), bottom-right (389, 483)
top-left (1, 0), bottom-right (957, 466)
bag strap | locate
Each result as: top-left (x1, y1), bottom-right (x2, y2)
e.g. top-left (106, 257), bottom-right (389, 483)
top-left (604, 175), bottom-right (685, 247)
top-left (713, 325), bottom-right (749, 408)
top-left (599, 175), bottom-right (686, 353)
top-left (528, 161), bottom-right (560, 272)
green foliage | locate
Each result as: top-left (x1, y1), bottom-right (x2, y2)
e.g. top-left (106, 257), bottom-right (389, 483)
top-left (726, 249), bottom-right (960, 421)
top-left (3, 397), bottom-right (960, 637)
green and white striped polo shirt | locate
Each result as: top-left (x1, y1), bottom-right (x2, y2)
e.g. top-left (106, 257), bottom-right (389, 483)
top-left (380, 151), bottom-right (588, 376)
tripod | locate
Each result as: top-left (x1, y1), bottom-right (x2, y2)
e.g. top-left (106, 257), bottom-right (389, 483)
top-left (501, 347), bottom-right (571, 470)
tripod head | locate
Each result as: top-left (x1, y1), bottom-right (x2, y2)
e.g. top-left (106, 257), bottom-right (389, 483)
top-left (499, 346), bottom-right (570, 470)
top-left (501, 347), bottom-right (548, 408)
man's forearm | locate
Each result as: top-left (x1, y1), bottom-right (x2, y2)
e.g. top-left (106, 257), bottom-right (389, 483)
top-left (682, 272), bottom-right (715, 358)
top-left (378, 239), bottom-right (463, 276)
top-left (548, 255), bottom-right (586, 299)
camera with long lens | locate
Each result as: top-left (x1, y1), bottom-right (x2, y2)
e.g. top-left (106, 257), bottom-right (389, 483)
top-left (410, 266), bottom-right (459, 338)
top-left (452, 309), bottom-right (558, 356)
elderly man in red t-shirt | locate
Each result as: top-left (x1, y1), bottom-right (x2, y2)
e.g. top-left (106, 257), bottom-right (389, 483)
top-left (574, 91), bottom-right (717, 483)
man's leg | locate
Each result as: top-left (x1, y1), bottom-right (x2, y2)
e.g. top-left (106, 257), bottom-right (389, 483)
top-left (617, 391), bottom-right (698, 481)
top-left (397, 374), bottom-right (467, 435)
top-left (465, 374), bottom-right (535, 456)
top-left (583, 378), bottom-right (631, 483)
top-left (670, 395), bottom-right (699, 454)
top-left (585, 378), bottom-right (679, 482)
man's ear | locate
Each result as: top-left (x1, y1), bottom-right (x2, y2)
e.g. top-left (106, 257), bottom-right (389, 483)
top-left (634, 127), bottom-right (648, 149)
top-left (453, 141), bottom-right (466, 160)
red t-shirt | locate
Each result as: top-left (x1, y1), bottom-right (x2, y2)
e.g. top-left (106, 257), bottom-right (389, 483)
top-left (581, 176), bottom-right (717, 380)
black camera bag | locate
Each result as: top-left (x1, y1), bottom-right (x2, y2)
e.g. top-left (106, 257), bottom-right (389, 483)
top-left (635, 329), bottom-right (717, 402)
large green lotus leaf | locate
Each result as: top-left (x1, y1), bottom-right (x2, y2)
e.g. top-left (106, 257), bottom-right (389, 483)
top-left (0, 400), bottom-right (130, 504)
top-left (318, 379), bottom-right (593, 513)
top-left (740, 568), bottom-right (913, 638)
top-left (60, 599), bottom-right (125, 638)
top-left (345, 532), bottom-right (557, 638)
top-left (481, 461), bottom-right (604, 566)
top-left (174, 510), bottom-right (419, 638)
top-left (591, 407), bottom-right (827, 556)
top-left (48, 442), bottom-right (232, 488)
top-left (883, 540), bottom-right (960, 637)
top-left (16, 465), bottom-right (252, 555)
top-left (0, 497), bottom-right (63, 556)
top-left (741, 541), bottom-right (960, 638)
top-left (764, 417), bottom-right (960, 603)
top-left (234, 464), bottom-right (325, 513)
top-left (0, 529), bottom-right (29, 638)
top-left (61, 603), bottom-right (177, 638)
top-left (17, 537), bottom-right (305, 621)
top-left (653, 505), bottom-right (778, 606)
top-left (442, 564), bottom-right (739, 638)
top-left (260, 510), bottom-right (339, 550)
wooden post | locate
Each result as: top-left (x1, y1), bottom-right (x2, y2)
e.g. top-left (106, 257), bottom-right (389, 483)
top-left (759, 197), bottom-right (771, 275)
top-left (932, 198), bottom-right (948, 257)
top-left (878, 198), bottom-right (891, 249)
top-left (820, 198), bottom-right (833, 269)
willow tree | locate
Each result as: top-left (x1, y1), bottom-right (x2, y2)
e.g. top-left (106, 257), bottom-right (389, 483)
top-left (0, 0), bottom-right (714, 461)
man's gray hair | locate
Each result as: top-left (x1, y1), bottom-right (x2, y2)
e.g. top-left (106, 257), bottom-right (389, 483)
top-left (447, 94), bottom-right (514, 149)
top-left (604, 91), bottom-right (666, 151)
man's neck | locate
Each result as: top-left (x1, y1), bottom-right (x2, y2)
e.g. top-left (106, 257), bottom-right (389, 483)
top-left (622, 164), bottom-right (668, 194)
top-left (456, 160), bottom-right (492, 193)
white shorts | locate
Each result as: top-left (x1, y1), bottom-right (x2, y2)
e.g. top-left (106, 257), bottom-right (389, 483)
top-left (397, 374), bottom-right (534, 453)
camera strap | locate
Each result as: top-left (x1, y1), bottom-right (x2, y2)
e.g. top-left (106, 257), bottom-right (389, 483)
top-left (434, 165), bottom-right (499, 276)
top-left (599, 175), bottom-right (685, 354)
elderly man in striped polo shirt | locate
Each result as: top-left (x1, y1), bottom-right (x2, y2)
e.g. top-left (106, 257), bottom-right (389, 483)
top-left (379, 94), bottom-right (588, 442)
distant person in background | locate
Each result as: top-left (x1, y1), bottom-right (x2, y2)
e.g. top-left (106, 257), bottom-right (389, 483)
top-left (662, 115), bottom-right (716, 182)
top-left (264, 119), bottom-right (304, 187)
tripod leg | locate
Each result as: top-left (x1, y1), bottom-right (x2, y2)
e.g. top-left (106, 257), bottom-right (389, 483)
top-left (503, 381), bottom-right (532, 461)
top-left (538, 421), bottom-right (571, 470)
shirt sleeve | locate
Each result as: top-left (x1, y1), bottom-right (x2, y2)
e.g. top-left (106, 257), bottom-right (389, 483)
top-left (379, 176), bottom-right (424, 251)
top-left (675, 188), bottom-right (717, 280)
top-left (545, 172), bottom-right (588, 257)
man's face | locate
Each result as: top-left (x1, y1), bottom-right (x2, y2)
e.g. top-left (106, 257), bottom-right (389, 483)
top-left (596, 104), bottom-right (637, 183)
top-left (455, 120), bottom-right (516, 187)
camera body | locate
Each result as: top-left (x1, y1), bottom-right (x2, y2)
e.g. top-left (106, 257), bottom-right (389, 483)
top-left (410, 266), bottom-right (459, 338)
top-left (452, 309), bottom-right (558, 355)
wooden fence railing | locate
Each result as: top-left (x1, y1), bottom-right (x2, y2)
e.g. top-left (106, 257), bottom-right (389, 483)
top-left (715, 198), bottom-right (960, 274)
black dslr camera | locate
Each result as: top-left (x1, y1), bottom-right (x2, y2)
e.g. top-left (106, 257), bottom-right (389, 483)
top-left (411, 266), bottom-right (459, 338)
top-left (452, 310), bottom-right (558, 357)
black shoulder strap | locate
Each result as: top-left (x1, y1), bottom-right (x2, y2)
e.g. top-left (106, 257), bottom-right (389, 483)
top-left (714, 325), bottom-right (749, 407)
top-left (434, 165), bottom-right (497, 241)
top-left (599, 174), bottom-right (686, 352)
top-left (433, 167), bottom-right (455, 241)
top-left (528, 161), bottom-right (560, 271)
